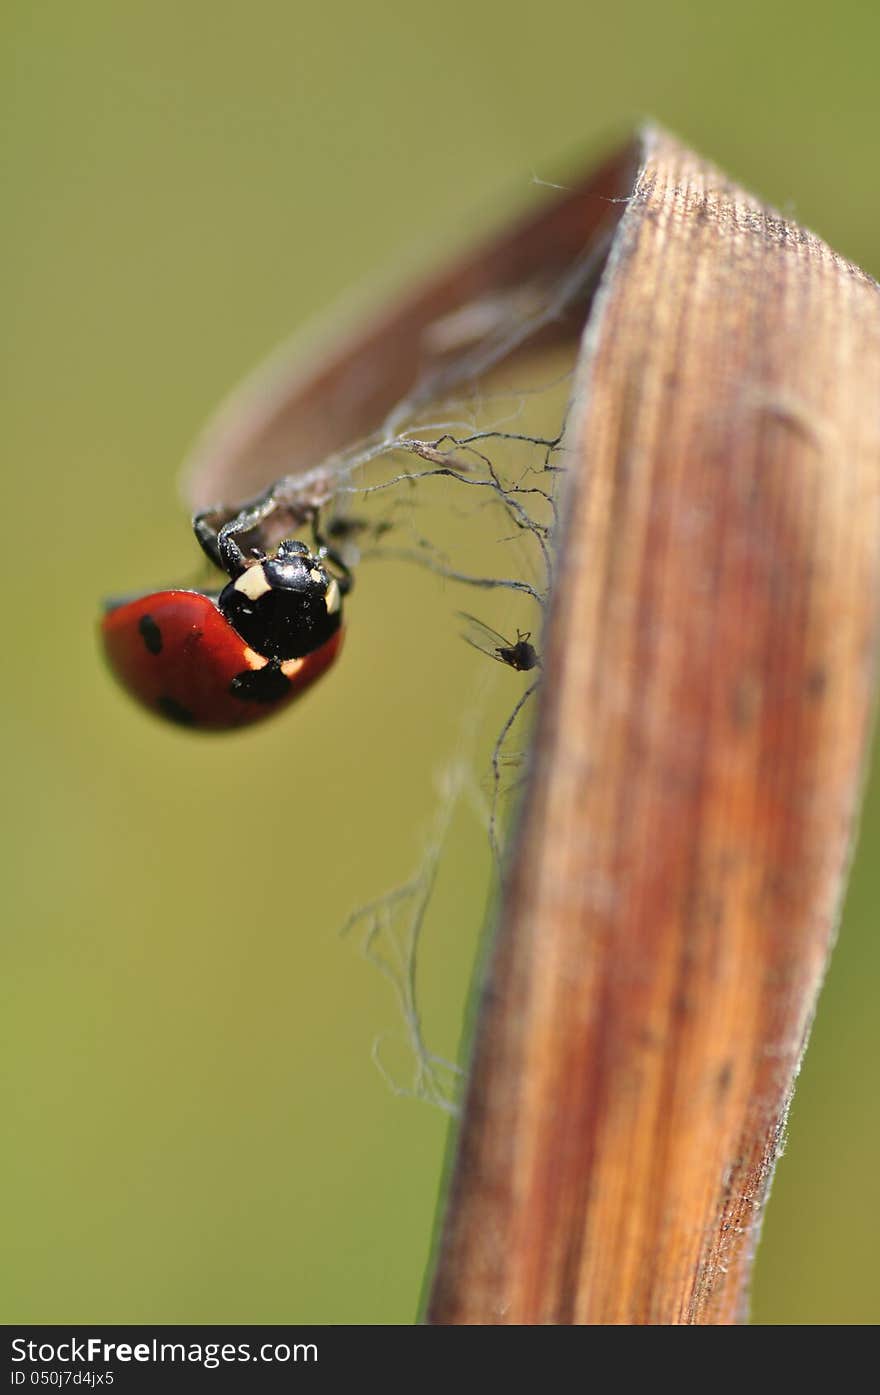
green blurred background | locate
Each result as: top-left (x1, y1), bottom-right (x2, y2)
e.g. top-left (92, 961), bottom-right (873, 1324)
top-left (3, 0), bottom-right (879, 1325)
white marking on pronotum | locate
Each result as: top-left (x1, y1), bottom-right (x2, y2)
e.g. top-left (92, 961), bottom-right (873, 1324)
top-left (242, 647), bottom-right (268, 671)
top-left (309, 568), bottom-right (323, 584)
top-left (234, 564), bottom-right (271, 601)
top-left (324, 578), bottom-right (341, 614)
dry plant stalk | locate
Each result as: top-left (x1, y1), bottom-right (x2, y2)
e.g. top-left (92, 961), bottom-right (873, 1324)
top-left (428, 130), bottom-right (880, 1323)
top-left (184, 128), bottom-right (880, 1323)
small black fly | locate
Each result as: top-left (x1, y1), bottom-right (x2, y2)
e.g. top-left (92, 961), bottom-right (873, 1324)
top-left (458, 612), bottom-right (540, 672)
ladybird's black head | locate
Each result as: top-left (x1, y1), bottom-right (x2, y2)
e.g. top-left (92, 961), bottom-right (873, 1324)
top-left (218, 539), bottom-right (342, 661)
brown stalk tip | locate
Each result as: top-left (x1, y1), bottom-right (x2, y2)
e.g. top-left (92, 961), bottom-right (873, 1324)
top-left (425, 127), bottom-right (880, 1325)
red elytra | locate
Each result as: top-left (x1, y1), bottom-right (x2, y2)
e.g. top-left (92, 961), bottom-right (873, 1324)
top-left (102, 590), bottom-right (344, 732)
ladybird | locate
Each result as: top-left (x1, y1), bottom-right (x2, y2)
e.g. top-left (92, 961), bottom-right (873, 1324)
top-left (102, 494), bottom-right (352, 732)
top-left (458, 612), bottom-right (540, 672)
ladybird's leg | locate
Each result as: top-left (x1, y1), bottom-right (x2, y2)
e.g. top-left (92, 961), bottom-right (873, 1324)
top-left (311, 508), bottom-right (354, 595)
top-left (192, 506), bottom-right (231, 571)
top-left (216, 495), bottom-right (287, 576)
top-left (325, 549), bottom-right (353, 596)
top-left (193, 497), bottom-right (274, 572)
top-left (193, 487), bottom-right (287, 579)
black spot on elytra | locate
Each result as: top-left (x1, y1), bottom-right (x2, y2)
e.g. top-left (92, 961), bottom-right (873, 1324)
top-left (158, 695), bottom-right (197, 726)
top-left (138, 614), bottom-right (163, 655)
top-left (230, 660), bottom-right (291, 704)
